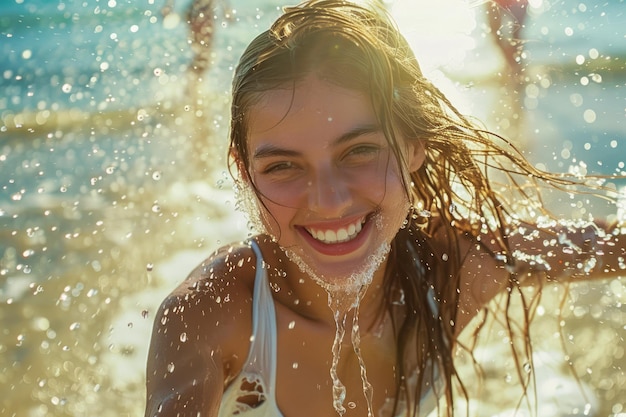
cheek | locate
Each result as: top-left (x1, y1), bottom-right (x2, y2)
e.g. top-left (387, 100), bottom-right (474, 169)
top-left (254, 177), bottom-right (309, 207)
top-left (345, 156), bottom-right (406, 201)
top-left (378, 161), bottom-right (409, 203)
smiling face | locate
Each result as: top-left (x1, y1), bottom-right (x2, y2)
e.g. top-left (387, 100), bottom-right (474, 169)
top-left (243, 76), bottom-right (424, 291)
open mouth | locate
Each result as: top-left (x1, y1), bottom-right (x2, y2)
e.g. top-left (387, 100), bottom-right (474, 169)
top-left (304, 217), bottom-right (367, 244)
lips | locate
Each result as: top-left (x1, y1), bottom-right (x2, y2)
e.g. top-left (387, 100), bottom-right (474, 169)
top-left (305, 218), bottom-right (365, 244)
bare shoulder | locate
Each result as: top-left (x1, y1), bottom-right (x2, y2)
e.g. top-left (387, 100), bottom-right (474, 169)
top-left (427, 217), bottom-right (508, 331)
top-left (144, 240), bottom-right (259, 417)
top-left (158, 239), bottom-right (259, 366)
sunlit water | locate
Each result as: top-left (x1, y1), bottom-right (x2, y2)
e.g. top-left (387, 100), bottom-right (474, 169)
top-left (1, 0), bottom-right (625, 416)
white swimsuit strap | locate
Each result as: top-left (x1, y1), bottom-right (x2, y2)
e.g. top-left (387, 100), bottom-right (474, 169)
top-left (249, 240), bottom-right (279, 396)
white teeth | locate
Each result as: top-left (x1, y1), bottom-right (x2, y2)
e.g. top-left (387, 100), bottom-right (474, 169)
top-left (306, 218), bottom-right (365, 244)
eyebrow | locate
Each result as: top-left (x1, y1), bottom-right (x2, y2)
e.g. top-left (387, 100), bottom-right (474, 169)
top-left (252, 124), bottom-right (381, 160)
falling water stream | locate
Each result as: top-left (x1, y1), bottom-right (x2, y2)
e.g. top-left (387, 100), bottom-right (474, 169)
top-left (281, 236), bottom-right (390, 416)
top-left (327, 285), bottom-right (374, 417)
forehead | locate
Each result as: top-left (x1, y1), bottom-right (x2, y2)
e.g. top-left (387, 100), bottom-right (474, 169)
top-left (246, 77), bottom-right (377, 143)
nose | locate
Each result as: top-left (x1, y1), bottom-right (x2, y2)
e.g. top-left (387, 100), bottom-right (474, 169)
top-left (307, 165), bottom-right (352, 217)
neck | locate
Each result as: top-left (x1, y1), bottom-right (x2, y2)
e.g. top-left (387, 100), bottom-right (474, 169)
top-left (259, 238), bottom-right (389, 329)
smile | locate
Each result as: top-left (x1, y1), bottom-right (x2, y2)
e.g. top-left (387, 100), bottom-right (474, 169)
top-left (305, 218), bottom-right (365, 244)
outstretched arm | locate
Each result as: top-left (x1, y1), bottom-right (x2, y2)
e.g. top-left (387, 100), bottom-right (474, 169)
top-left (451, 218), bottom-right (625, 331)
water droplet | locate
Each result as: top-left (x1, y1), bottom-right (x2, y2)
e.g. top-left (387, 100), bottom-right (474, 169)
top-left (288, 321), bottom-right (295, 329)
top-left (292, 362), bottom-right (299, 369)
top-left (141, 310), bottom-right (149, 319)
top-left (152, 171), bottom-right (162, 181)
top-left (167, 362), bottom-right (175, 373)
top-left (33, 317), bottom-right (50, 331)
top-left (180, 332), bottom-right (187, 343)
top-left (583, 109), bottom-right (596, 124)
top-left (146, 263), bottom-right (154, 272)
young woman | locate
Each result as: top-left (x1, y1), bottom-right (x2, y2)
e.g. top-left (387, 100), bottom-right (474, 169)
top-left (144, 1), bottom-right (625, 416)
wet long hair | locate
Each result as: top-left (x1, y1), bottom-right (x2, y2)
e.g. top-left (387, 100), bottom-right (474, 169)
top-left (227, 1), bottom-right (583, 415)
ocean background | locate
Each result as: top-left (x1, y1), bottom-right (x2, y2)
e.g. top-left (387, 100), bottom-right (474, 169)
top-left (0, 0), bottom-right (624, 416)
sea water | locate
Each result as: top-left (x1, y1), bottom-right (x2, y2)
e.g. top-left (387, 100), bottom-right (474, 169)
top-left (1, 0), bottom-right (625, 416)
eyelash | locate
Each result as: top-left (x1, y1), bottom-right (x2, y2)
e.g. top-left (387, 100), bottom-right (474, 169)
top-left (343, 144), bottom-right (381, 161)
top-left (347, 145), bottom-right (379, 155)
top-left (262, 161), bottom-right (296, 174)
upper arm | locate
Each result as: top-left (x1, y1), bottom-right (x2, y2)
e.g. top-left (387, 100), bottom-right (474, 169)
top-left (451, 232), bottom-right (509, 331)
top-left (427, 222), bottom-right (508, 332)
top-left (145, 293), bottom-right (225, 417)
top-left (144, 246), bottom-right (255, 417)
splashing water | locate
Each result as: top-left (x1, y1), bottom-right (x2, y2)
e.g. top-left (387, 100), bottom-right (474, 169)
top-left (267, 205), bottom-right (394, 415)
top-left (283, 243), bottom-right (388, 415)
top-left (289, 241), bottom-right (388, 416)
top-left (233, 178), bottom-right (270, 237)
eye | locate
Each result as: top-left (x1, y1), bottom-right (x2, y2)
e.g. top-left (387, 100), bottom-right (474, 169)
top-left (342, 145), bottom-right (381, 164)
top-left (262, 161), bottom-right (296, 174)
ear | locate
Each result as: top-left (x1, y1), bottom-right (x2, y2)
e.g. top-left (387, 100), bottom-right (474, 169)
top-left (406, 139), bottom-right (426, 172)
